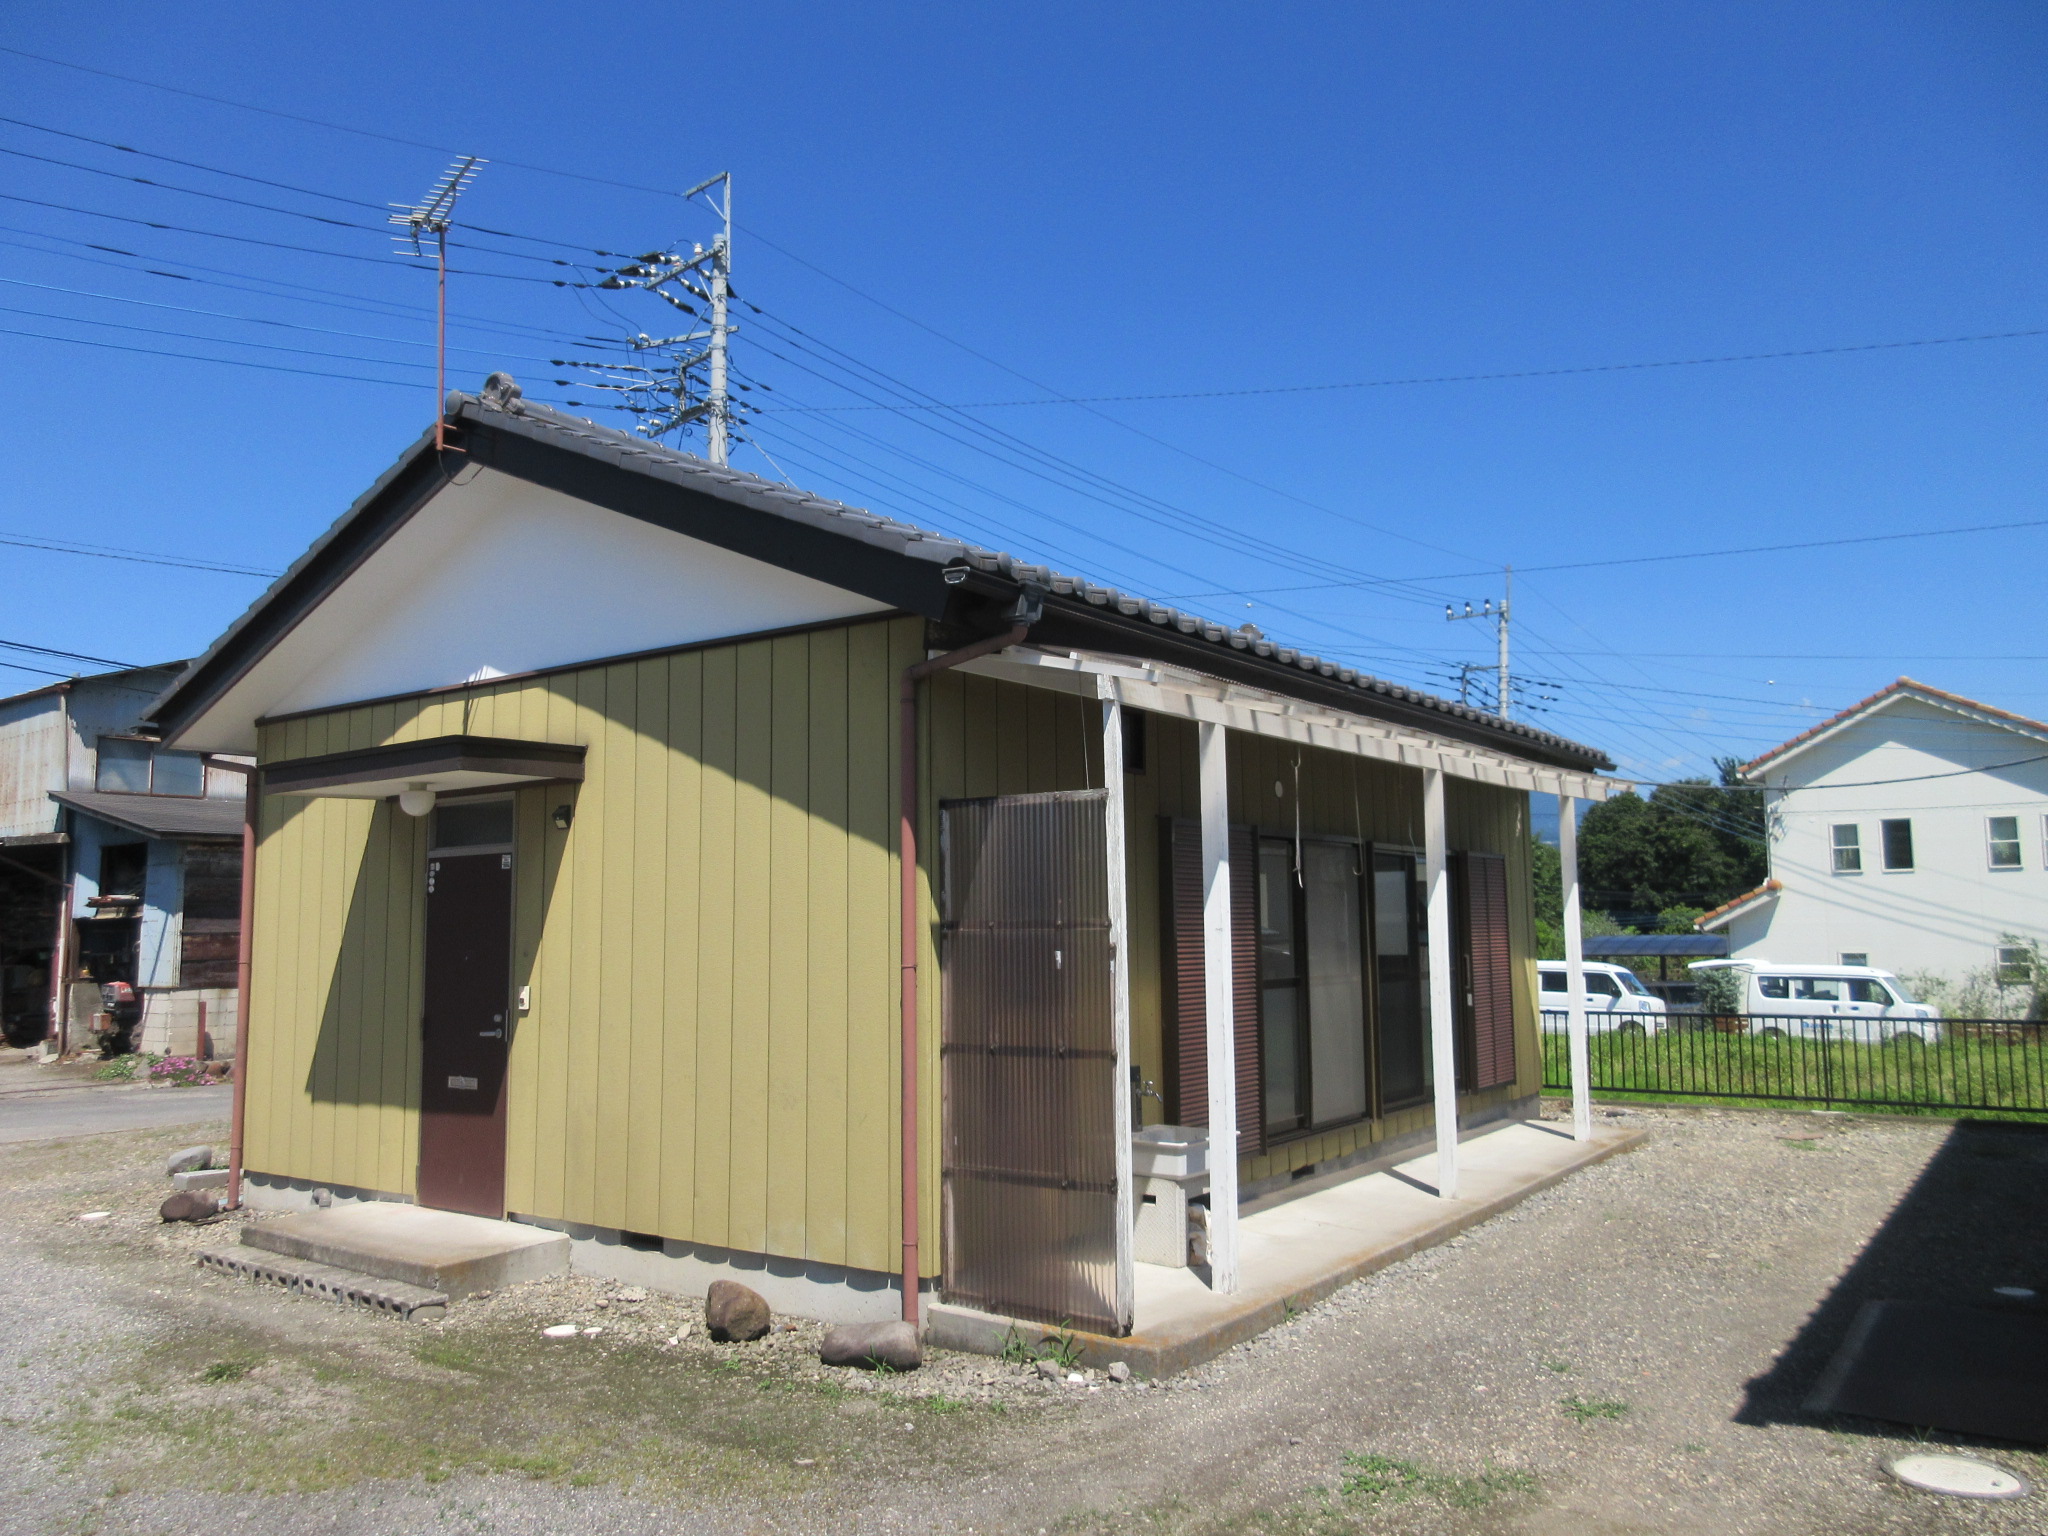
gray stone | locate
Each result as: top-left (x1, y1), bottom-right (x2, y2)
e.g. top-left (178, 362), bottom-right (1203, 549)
top-left (159, 1190), bottom-right (221, 1223)
top-left (1107, 1360), bottom-right (1132, 1383)
top-left (1035, 1357), bottom-right (1063, 1380)
top-left (166, 1145), bottom-right (214, 1177)
top-left (819, 1320), bottom-right (922, 1372)
top-left (172, 1168), bottom-right (229, 1193)
top-left (616, 1286), bottom-right (648, 1303)
top-left (704, 1279), bottom-right (770, 1342)
top-left (310, 1187), bottom-right (333, 1208)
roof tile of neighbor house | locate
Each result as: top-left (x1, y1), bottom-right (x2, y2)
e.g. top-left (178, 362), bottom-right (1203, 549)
top-left (148, 381), bottom-right (1611, 773)
top-left (50, 790), bottom-right (244, 841)
top-left (1743, 677), bottom-right (2048, 777)
top-left (1694, 879), bottom-right (1782, 931)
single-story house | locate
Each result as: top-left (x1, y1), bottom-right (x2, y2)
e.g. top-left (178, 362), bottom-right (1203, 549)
top-left (147, 374), bottom-right (1620, 1335)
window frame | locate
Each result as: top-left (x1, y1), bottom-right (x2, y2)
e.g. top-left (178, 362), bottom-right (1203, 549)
top-left (1987, 815), bottom-right (2023, 870)
top-left (1995, 945), bottom-right (2035, 988)
top-left (1879, 818), bottom-right (1915, 872)
top-left (1830, 823), bottom-right (1862, 874)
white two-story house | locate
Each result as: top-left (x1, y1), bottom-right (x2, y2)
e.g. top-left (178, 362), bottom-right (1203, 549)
top-left (1699, 678), bottom-right (2048, 988)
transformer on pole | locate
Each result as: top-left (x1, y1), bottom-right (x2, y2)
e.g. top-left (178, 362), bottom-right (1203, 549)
top-left (1446, 565), bottom-right (1512, 720)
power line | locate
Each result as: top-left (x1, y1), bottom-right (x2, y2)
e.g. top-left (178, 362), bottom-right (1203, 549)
top-left (746, 326), bottom-right (2048, 414)
top-left (0, 637), bottom-right (142, 669)
top-left (0, 44), bottom-right (689, 201)
top-left (0, 532), bottom-right (279, 578)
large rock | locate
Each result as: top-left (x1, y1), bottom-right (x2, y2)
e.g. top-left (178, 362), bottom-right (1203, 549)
top-left (704, 1279), bottom-right (771, 1342)
top-left (166, 1145), bottom-right (214, 1177)
top-left (158, 1190), bottom-right (221, 1223)
top-left (819, 1320), bottom-right (922, 1372)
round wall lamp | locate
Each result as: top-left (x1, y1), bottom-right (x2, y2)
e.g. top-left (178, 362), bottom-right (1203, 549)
top-left (398, 784), bottom-right (438, 818)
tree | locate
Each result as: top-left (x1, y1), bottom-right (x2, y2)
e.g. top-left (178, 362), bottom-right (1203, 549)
top-left (1574, 757), bottom-right (1765, 924)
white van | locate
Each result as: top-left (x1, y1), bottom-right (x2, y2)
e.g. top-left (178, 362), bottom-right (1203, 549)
top-left (1536, 962), bottom-right (1669, 1034)
top-left (1687, 961), bottom-right (1941, 1044)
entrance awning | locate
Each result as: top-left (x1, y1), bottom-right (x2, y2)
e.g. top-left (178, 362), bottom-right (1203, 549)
top-left (263, 734), bottom-right (585, 800)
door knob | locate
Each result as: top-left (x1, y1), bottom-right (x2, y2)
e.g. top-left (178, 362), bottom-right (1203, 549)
top-left (479, 1029), bottom-right (504, 1039)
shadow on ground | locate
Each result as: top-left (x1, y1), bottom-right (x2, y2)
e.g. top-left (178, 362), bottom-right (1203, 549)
top-left (1737, 1117), bottom-right (2048, 1439)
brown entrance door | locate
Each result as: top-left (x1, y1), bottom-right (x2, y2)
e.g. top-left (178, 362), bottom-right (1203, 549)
top-left (418, 846), bottom-right (514, 1217)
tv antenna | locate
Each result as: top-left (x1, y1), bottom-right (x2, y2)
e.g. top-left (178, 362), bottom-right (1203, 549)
top-left (390, 156), bottom-right (485, 451)
top-left (571, 172), bottom-right (740, 463)
top-left (1446, 565), bottom-right (1512, 719)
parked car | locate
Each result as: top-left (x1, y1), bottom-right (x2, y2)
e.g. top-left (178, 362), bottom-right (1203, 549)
top-left (1537, 962), bottom-right (1669, 1034)
top-left (1687, 960), bottom-right (1941, 1044)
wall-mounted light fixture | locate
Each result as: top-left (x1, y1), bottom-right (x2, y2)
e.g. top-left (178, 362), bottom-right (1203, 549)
top-left (552, 803), bottom-right (574, 830)
top-left (398, 783), bottom-right (437, 818)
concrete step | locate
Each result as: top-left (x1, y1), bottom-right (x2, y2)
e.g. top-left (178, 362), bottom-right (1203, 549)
top-left (198, 1247), bottom-right (449, 1321)
top-left (239, 1202), bottom-right (569, 1299)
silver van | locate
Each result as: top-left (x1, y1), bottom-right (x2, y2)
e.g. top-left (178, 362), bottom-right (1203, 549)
top-left (1537, 961), bottom-right (1669, 1034)
top-left (1688, 961), bottom-right (1941, 1044)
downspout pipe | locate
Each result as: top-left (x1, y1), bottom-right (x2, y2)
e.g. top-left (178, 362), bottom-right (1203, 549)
top-left (218, 762), bottom-right (258, 1210)
top-left (897, 586), bottom-right (1041, 1327)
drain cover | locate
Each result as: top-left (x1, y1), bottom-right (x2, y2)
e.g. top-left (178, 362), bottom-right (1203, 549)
top-left (1888, 1454), bottom-right (2029, 1499)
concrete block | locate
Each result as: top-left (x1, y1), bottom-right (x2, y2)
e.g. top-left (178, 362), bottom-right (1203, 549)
top-left (173, 1168), bottom-right (230, 1192)
top-left (240, 1203), bottom-right (569, 1299)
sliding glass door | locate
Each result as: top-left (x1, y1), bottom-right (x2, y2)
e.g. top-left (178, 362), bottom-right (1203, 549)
top-left (1256, 837), bottom-right (1373, 1137)
top-left (1370, 848), bottom-right (1432, 1109)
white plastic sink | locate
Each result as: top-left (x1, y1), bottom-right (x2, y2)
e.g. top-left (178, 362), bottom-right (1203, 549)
top-left (1133, 1124), bottom-right (1209, 1179)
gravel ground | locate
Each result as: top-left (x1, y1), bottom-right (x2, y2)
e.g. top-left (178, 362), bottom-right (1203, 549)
top-left (3, 1104), bottom-right (2044, 1535)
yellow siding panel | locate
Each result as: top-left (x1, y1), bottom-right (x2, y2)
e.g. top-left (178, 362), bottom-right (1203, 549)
top-left (693, 645), bottom-right (737, 1247)
top-left (766, 635), bottom-right (812, 1258)
top-left (656, 654), bottom-right (703, 1240)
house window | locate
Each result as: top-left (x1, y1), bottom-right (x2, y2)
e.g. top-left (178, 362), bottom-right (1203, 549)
top-left (94, 737), bottom-right (206, 796)
top-left (1880, 819), bottom-right (1914, 871)
top-left (1988, 816), bottom-right (2023, 869)
top-left (1996, 945), bottom-right (2035, 987)
top-left (1830, 824), bottom-right (1862, 873)
top-left (1840, 952), bottom-right (1869, 966)
top-left (1120, 710), bottom-right (1147, 774)
top-left (96, 738), bottom-right (152, 793)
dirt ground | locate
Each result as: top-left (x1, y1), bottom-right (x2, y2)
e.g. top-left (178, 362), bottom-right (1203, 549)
top-left (2, 1103), bottom-right (2044, 1535)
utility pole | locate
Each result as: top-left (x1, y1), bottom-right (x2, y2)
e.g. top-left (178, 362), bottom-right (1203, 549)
top-left (1445, 565), bottom-right (1512, 719)
top-left (570, 172), bottom-right (736, 463)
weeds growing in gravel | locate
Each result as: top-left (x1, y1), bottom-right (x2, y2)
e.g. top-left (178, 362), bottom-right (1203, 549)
top-left (199, 1359), bottom-right (255, 1383)
top-left (1335, 1452), bottom-right (1537, 1510)
top-left (1561, 1394), bottom-right (1630, 1423)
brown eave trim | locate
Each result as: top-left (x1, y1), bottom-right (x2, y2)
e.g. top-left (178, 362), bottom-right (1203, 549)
top-left (263, 734), bottom-right (587, 791)
top-left (256, 610), bottom-right (909, 729)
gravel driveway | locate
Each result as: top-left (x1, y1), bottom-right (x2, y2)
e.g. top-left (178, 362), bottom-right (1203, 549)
top-left (2, 1105), bottom-right (2042, 1535)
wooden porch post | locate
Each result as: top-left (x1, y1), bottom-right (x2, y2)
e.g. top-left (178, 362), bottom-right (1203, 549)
top-left (1101, 691), bottom-right (1135, 1332)
top-left (1559, 794), bottom-right (1593, 1140)
top-left (1423, 766), bottom-right (1459, 1199)
top-left (1197, 719), bottom-right (1239, 1292)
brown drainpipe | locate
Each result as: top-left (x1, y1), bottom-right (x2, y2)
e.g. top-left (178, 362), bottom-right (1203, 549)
top-left (898, 603), bottom-right (1036, 1327)
top-left (223, 764), bottom-right (258, 1210)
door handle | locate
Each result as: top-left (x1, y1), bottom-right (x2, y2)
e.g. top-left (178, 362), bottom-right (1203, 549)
top-left (479, 1029), bottom-right (504, 1039)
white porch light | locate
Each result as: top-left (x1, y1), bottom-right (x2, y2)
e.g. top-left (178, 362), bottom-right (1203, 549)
top-left (398, 783), bottom-right (438, 818)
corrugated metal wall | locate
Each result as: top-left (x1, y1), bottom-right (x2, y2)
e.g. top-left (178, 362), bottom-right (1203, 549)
top-left (247, 615), bottom-right (1106, 1277)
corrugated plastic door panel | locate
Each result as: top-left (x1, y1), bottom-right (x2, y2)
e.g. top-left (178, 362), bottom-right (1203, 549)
top-left (941, 790), bottom-right (1121, 1335)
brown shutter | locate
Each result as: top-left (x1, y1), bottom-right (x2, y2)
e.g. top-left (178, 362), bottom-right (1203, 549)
top-left (1459, 851), bottom-right (1516, 1090)
top-left (1161, 819), bottom-right (1265, 1153)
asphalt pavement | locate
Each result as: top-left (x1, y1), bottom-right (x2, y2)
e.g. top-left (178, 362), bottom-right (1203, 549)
top-left (0, 1076), bottom-right (231, 1143)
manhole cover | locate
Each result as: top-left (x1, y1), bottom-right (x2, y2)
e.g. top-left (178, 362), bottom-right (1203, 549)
top-left (1888, 1453), bottom-right (2029, 1499)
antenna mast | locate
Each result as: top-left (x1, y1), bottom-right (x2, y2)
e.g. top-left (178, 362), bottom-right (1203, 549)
top-left (390, 157), bottom-right (485, 452)
top-left (1445, 565), bottom-right (1513, 719)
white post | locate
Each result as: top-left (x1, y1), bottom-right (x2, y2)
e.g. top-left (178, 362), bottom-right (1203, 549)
top-left (1101, 692), bottom-right (1135, 1332)
top-left (1198, 719), bottom-right (1239, 1291)
top-left (1423, 766), bottom-right (1460, 1199)
top-left (1560, 794), bottom-right (1592, 1140)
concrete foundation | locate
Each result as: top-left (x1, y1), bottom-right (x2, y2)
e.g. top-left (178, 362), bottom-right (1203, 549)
top-left (929, 1118), bottom-right (1646, 1377)
top-left (241, 1203), bottom-right (569, 1299)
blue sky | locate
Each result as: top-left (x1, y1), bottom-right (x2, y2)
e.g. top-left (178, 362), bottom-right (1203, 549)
top-left (1, 2), bottom-right (2042, 783)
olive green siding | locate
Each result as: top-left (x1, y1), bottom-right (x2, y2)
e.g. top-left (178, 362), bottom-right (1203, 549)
top-left (247, 613), bottom-right (1536, 1280)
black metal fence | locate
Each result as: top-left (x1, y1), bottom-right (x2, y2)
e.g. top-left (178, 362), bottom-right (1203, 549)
top-left (1539, 1010), bottom-right (2048, 1117)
